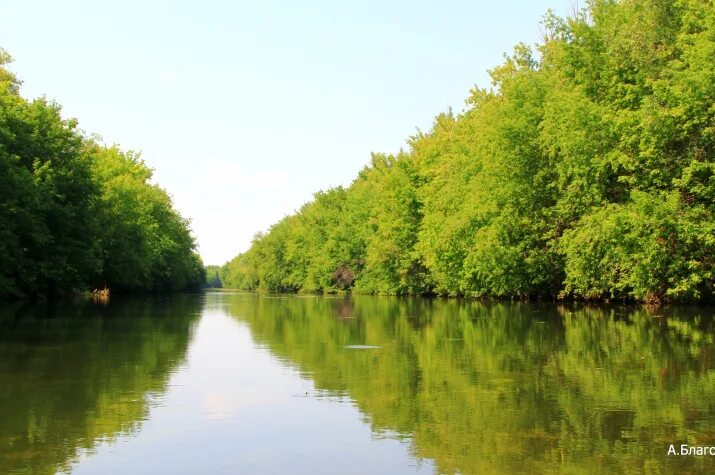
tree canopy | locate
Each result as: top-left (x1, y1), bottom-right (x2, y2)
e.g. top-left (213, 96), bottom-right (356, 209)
top-left (0, 50), bottom-right (204, 298)
top-left (221, 0), bottom-right (715, 303)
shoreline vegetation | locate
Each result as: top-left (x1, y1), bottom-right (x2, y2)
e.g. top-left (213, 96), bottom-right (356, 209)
top-left (218, 0), bottom-right (714, 304)
top-left (0, 50), bottom-right (205, 300)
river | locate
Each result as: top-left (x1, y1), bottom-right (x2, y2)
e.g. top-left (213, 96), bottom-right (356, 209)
top-left (1, 291), bottom-right (714, 474)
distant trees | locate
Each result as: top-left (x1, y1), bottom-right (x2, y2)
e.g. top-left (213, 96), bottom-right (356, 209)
top-left (204, 265), bottom-right (223, 288)
top-left (0, 50), bottom-right (204, 298)
top-left (221, 0), bottom-right (715, 303)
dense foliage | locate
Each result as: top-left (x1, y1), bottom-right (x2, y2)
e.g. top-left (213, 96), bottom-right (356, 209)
top-left (0, 51), bottom-right (204, 298)
top-left (222, 0), bottom-right (714, 302)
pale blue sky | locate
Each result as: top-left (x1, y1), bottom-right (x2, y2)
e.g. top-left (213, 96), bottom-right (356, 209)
top-left (1, 0), bottom-right (569, 265)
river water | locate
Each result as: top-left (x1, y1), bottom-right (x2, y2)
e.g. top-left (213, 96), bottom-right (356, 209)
top-left (1, 291), bottom-right (714, 474)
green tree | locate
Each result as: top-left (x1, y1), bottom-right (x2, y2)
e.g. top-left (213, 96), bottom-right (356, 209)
top-left (216, 0), bottom-right (715, 303)
top-left (0, 50), bottom-right (204, 298)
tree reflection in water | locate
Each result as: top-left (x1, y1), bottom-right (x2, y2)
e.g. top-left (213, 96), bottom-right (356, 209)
top-left (225, 294), bottom-right (715, 474)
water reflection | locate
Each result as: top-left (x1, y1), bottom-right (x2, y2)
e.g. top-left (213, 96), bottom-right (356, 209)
top-left (0, 295), bottom-right (200, 474)
top-left (1, 293), bottom-right (714, 474)
top-left (224, 294), bottom-right (715, 474)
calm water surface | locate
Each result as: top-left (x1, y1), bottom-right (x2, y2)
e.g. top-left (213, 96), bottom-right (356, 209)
top-left (1, 292), bottom-right (714, 474)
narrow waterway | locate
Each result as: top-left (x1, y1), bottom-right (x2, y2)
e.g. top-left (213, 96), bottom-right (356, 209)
top-left (1, 292), bottom-right (714, 474)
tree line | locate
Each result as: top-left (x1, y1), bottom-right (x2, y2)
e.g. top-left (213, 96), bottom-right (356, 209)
top-left (220, 0), bottom-right (714, 303)
top-left (0, 50), bottom-right (204, 298)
